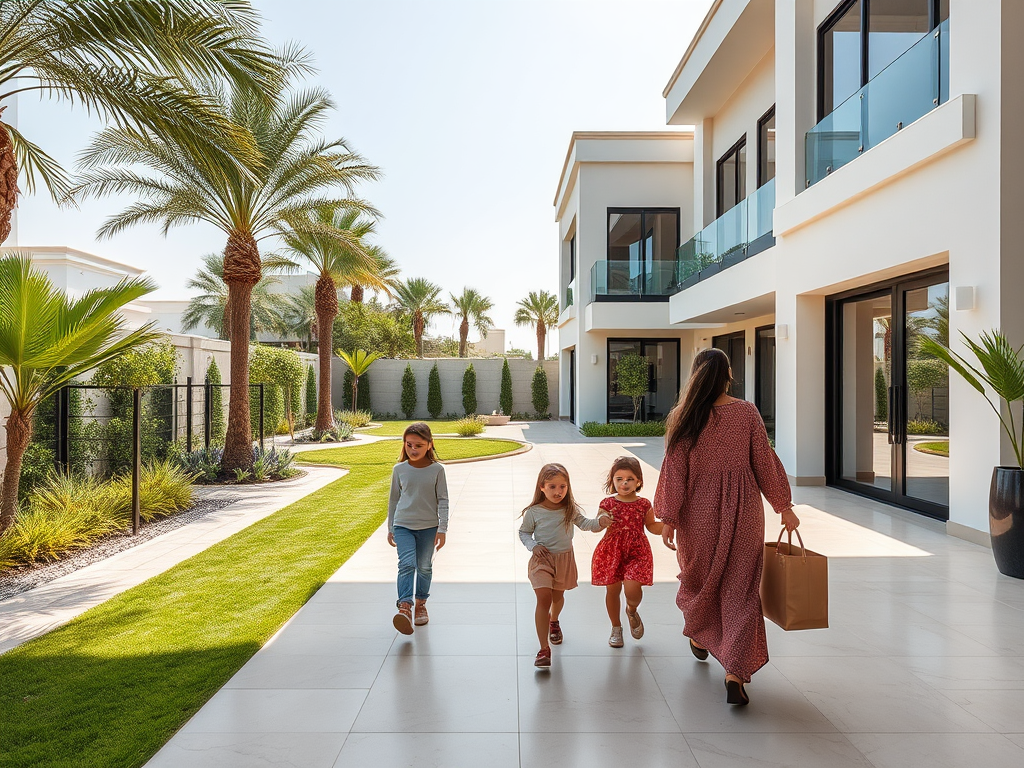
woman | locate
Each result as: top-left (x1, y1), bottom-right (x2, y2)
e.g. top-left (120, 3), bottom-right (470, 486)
top-left (654, 347), bottom-right (799, 706)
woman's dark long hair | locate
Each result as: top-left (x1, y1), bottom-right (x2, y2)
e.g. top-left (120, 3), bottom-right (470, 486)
top-left (664, 348), bottom-right (733, 454)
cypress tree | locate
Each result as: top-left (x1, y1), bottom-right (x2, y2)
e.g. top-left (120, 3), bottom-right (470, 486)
top-left (462, 363), bottom-right (477, 415)
top-left (304, 365), bottom-right (316, 423)
top-left (499, 357), bottom-right (513, 416)
top-left (427, 363), bottom-right (443, 418)
top-left (401, 364), bottom-right (417, 419)
top-left (206, 358), bottom-right (226, 444)
top-left (531, 365), bottom-right (549, 417)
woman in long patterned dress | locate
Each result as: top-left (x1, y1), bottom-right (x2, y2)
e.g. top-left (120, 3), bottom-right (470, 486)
top-left (654, 347), bottom-right (799, 706)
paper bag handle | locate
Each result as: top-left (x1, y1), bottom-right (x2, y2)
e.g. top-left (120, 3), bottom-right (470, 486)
top-left (775, 526), bottom-right (806, 560)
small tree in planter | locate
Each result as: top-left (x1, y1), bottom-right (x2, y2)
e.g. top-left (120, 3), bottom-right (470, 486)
top-left (921, 330), bottom-right (1024, 578)
top-left (500, 357), bottom-right (514, 416)
top-left (401, 363), bottom-right (418, 419)
top-left (428, 363), bottom-right (443, 418)
top-left (616, 353), bottom-right (649, 423)
top-left (531, 366), bottom-right (549, 418)
top-left (462, 363), bottom-right (477, 415)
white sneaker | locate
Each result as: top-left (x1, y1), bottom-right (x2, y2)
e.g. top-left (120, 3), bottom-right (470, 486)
top-left (609, 626), bottom-right (624, 648)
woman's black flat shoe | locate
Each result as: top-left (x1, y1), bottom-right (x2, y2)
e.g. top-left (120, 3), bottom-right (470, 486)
top-left (725, 679), bottom-right (749, 706)
top-left (689, 638), bottom-right (709, 660)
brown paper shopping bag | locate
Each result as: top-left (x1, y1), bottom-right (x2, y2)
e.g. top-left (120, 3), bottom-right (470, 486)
top-left (761, 527), bottom-right (829, 630)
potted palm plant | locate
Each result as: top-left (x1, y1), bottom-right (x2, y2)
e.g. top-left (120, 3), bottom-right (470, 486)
top-left (921, 330), bottom-right (1024, 578)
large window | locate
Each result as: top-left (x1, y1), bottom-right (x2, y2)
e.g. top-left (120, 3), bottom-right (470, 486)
top-left (819, 0), bottom-right (950, 120)
top-left (757, 106), bottom-right (776, 188)
top-left (716, 137), bottom-right (747, 217)
top-left (569, 233), bottom-right (576, 281)
top-left (607, 339), bottom-right (680, 423)
top-left (605, 208), bottom-right (679, 297)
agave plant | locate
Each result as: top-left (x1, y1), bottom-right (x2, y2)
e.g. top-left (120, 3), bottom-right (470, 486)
top-left (920, 330), bottom-right (1024, 468)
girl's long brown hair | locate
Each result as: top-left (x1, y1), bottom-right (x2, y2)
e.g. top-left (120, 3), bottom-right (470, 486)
top-left (399, 422), bottom-right (439, 463)
top-left (664, 348), bottom-right (732, 455)
top-left (604, 455), bottom-right (643, 494)
top-left (521, 463), bottom-right (581, 532)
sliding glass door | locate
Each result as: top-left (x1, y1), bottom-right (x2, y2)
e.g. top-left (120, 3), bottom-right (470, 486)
top-left (829, 271), bottom-right (949, 518)
top-left (607, 339), bottom-right (680, 423)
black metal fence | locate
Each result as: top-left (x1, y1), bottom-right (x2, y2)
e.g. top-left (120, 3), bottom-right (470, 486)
top-left (34, 380), bottom-right (266, 534)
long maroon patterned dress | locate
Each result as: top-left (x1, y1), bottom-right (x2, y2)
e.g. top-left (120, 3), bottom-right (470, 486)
top-left (654, 399), bottom-right (792, 682)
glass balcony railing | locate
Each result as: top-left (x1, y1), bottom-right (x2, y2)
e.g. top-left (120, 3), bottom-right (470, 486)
top-left (806, 19), bottom-right (949, 187)
top-left (589, 259), bottom-right (678, 301)
top-left (676, 178), bottom-right (776, 285)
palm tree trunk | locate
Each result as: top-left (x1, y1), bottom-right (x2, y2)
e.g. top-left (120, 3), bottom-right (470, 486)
top-left (314, 275), bottom-right (338, 432)
top-left (536, 323), bottom-right (545, 363)
top-left (350, 284), bottom-right (364, 303)
top-left (460, 317), bottom-right (469, 358)
top-left (0, 117), bottom-right (18, 246)
top-left (414, 312), bottom-right (425, 358)
top-left (221, 230), bottom-right (261, 472)
top-left (0, 408), bottom-right (31, 533)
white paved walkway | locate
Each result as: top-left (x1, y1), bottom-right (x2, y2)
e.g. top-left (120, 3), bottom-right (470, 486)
top-left (146, 421), bottom-right (1024, 768)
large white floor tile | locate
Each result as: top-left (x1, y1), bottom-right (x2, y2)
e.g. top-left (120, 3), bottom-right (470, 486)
top-left (520, 732), bottom-right (698, 767)
top-left (335, 733), bottom-right (520, 768)
top-left (846, 733), bottom-right (1024, 768)
top-left (180, 689), bottom-right (367, 734)
top-left (683, 733), bottom-right (873, 768)
top-left (146, 732), bottom-right (347, 768)
top-left (223, 652), bottom-right (386, 690)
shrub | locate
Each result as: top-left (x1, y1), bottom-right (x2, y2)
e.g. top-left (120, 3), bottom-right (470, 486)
top-left (249, 446), bottom-right (297, 481)
top-left (531, 366), bottom-right (549, 417)
top-left (249, 345), bottom-right (305, 435)
top-left (342, 367), bottom-right (372, 411)
top-left (580, 421), bottom-right (666, 437)
top-left (615, 353), bottom-right (649, 422)
top-left (874, 366), bottom-right (887, 420)
top-left (18, 443), bottom-right (56, 504)
top-left (304, 365), bottom-right (317, 424)
top-left (500, 358), bottom-right (514, 416)
top-left (249, 382), bottom-right (283, 440)
top-left (454, 416), bottom-right (486, 436)
top-left (427, 363), bottom-right (443, 418)
top-left (335, 409), bottom-right (373, 428)
top-left (174, 446), bottom-right (223, 482)
top-left (907, 418), bottom-right (946, 436)
top-left (462, 363), bottom-right (477, 415)
top-left (305, 423), bottom-right (354, 443)
top-left (401, 364), bottom-right (417, 419)
top-left (206, 359), bottom-right (226, 445)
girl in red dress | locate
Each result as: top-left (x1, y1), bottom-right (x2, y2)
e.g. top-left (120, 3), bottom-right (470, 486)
top-left (591, 456), bottom-right (663, 648)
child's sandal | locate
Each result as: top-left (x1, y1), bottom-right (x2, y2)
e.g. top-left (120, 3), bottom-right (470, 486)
top-left (534, 647), bottom-right (552, 667)
top-left (548, 620), bottom-right (563, 645)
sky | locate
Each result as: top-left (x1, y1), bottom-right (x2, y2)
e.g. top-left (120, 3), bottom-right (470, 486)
top-left (12, 0), bottom-right (710, 354)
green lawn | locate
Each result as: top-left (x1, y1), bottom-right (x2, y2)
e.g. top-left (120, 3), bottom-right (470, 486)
top-left (0, 438), bottom-right (512, 768)
top-left (305, 437), bottom-right (521, 465)
top-left (914, 441), bottom-right (950, 457)
top-left (359, 419), bottom-right (475, 436)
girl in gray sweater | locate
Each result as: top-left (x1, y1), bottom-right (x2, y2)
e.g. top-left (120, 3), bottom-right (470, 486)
top-left (388, 422), bottom-right (449, 635)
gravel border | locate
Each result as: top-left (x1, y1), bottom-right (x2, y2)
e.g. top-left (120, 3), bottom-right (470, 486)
top-left (0, 495), bottom-right (241, 603)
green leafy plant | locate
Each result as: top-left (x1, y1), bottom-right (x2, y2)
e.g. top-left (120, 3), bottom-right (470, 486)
top-left (335, 410), bottom-right (373, 428)
top-left (874, 366), bottom-right (888, 421)
top-left (428, 363), bottom-right (443, 419)
top-left (920, 329), bottom-right (1024, 467)
top-left (907, 418), bottom-right (945, 436)
top-left (449, 288), bottom-right (494, 358)
top-left (400, 364), bottom-right (418, 419)
top-left (500, 358), bottom-right (514, 416)
top-left (206, 358), bottom-right (226, 445)
top-left (249, 345), bottom-right (305, 438)
top-left (615, 353), bottom-right (649, 423)
top-left (342, 367), bottom-right (373, 411)
top-left (462, 363), bottom-right (477, 415)
top-left (514, 290), bottom-right (559, 362)
top-left (531, 366), bottom-right (550, 417)
top-left (580, 421), bottom-right (666, 437)
top-left (304, 365), bottom-right (317, 426)
top-left (338, 349), bottom-right (380, 417)
top-left (394, 278), bottom-right (451, 358)
top-left (453, 416), bottom-right (486, 436)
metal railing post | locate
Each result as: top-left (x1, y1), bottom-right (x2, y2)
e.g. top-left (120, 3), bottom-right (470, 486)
top-left (132, 387), bottom-right (141, 535)
top-left (259, 383), bottom-right (265, 453)
top-left (186, 376), bottom-right (193, 452)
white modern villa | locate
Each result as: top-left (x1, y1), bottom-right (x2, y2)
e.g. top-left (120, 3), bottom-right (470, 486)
top-left (556, 0), bottom-right (1017, 543)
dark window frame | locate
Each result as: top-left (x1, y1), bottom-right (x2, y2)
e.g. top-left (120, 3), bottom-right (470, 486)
top-left (754, 324), bottom-right (776, 439)
top-left (605, 337), bottom-right (682, 423)
top-left (568, 232), bottom-right (576, 282)
top-left (716, 135), bottom-right (747, 218)
top-left (756, 105), bottom-right (776, 189)
top-left (817, 0), bottom-right (948, 122)
top-left (604, 207), bottom-right (681, 299)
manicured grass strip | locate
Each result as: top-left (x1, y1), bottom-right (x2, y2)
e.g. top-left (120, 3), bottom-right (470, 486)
top-left (359, 419), bottom-right (473, 436)
top-left (914, 440), bottom-right (950, 457)
top-left (301, 437), bottom-right (521, 466)
top-left (0, 438), bottom-right (509, 768)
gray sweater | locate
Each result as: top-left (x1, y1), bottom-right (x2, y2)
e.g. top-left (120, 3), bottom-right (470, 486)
top-left (388, 461), bottom-right (450, 533)
top-left (518, 504), bottom-right (608, 554)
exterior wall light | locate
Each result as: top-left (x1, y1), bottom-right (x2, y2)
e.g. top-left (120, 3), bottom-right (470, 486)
top-left (776, 324), bottom-right (789, 340)
top-left (954, 286), bottom-right (976, 311)
top-left (591, 354), bottom-right (599, 365)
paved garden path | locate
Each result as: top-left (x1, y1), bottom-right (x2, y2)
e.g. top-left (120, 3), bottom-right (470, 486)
top-left (146, 421), bottom-right (1024, 768)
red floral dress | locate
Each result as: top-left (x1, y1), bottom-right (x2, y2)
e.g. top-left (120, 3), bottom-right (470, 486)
top-left (591, 497), bottom-right (655, 586)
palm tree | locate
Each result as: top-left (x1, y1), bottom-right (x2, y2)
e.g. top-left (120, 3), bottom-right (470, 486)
top-left (74, 57), bottom-right (380, 471)
top-left (347, 248), bottom-right (401, 303)
top-left (514, 290), bottom-right (559, 362)
top-left (283, 284), bottom-right (318, 351)
top-left (182, 253), bottom-right (293, 341)
top-left (0, 255), bottom-right (159, 531)
top-left (0, 0), bottom-right (276, 245)
top-left (337, 349), bottom-right (379, 415)
top-left (394, 278), bottom-right (450, 358)
top-left (450, 288), bottom-right (494, 358)
top-left (279, 205), bottom-right (392, 431)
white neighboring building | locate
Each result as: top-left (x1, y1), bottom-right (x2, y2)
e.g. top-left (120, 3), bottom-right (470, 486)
top-left (560, 0), bottom-right (1011, 542)
top-left (555, 132), bottom-right (695, 426)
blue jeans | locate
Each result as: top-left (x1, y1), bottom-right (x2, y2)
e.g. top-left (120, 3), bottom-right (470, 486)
top-left (393, 526), bottom-right (437, 606)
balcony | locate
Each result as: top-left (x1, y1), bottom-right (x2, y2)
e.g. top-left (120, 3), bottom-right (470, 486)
top-left (676, 178), bottom-right (775, 289)
top-left (589, 259), bottom-right (677, 302)
top-left (806, 19), bottom-right (949, 187)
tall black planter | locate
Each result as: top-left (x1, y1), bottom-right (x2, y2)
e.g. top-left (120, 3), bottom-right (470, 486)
top-left (990, 467), bottom-right (1024, 579)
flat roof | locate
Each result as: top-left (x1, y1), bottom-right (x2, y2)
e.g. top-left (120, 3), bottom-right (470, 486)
top-left (664, 0), bottom-right (724, 98)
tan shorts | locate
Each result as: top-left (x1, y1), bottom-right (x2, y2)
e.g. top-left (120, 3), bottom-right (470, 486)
top-left (528, 548), bottom-right (579, 591)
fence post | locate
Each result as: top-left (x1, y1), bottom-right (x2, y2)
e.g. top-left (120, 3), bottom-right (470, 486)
top-left (259, 383), bottom-right (265, 453)
top-left (204, 381), bottom-right (211, 450)
top-left (132, 387), bottom-right (141, 535)
top-left (58, 385), bottom-right (71, 473)
top-left (186, 376), bottom-right (193, 452)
